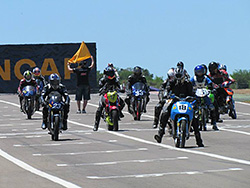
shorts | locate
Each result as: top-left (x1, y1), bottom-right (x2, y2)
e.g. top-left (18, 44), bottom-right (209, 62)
top-left (75, 85), bottom-right (90, 101)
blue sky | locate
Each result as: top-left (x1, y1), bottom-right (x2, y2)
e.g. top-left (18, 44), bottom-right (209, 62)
top-left (1, 0), bottom-right (250, 78)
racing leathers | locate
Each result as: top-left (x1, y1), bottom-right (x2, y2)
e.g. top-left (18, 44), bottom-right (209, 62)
top-left (208, 70), bottom-right (235, 122)
top-left (190, 75), bottom-right (218, 130)
top-left (153, 78), bottom-right (171, 129)
top-left (41, 83), bottom-right (70, 130)
top-left (17, 78), bottom-right (38, 112)
top-left (93, 76), bottom-right (125, 131)
top-left (154, 79), bottom-right (204, 147)
top-left (125, 74), bottom-right (150, 113)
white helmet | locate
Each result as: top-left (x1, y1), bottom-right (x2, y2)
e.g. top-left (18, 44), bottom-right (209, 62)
top-left (167, 68), bottom-right (175, 81)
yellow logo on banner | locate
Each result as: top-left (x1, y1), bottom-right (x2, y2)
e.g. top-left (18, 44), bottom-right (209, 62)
top-left (0, 58), bottom-right (72, 80)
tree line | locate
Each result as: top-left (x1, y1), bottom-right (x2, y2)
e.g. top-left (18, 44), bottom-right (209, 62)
top-left (97, 68), bottom-right (250, 89)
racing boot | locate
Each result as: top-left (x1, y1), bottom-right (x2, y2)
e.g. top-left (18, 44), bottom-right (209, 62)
top-left (93, 122), bottom-right (99, 131)
top-left (62, 119), bottom-right (68, 130)
top-left (41, 121), bottom-right (47, 130)
top-left (212, 121), bottom-right (219, 131)
top-left (154, 126), bottom-right (165, 143)
top-left (195, 133), bottom-right (204, 147)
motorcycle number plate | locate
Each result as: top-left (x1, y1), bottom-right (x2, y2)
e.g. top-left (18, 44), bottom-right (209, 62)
top-left (177, 104), bottom-right (188, 113)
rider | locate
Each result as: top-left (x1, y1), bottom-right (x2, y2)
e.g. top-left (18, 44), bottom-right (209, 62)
top-left (208, 62), bottom-right (235, 122)
top-left (190, 65), bottom-right (219, 130)
top-left (125, 66), bottom-right (150, 113)
top-left (108, 63), bottom-right (120, 81)
top-left (218, 64), bottom-right (236, 82)
top-left (32, 67), bottom-right (46, 87)
top-left (41, 73), bottom-right (70, 131)
top-left (154, 67), bottom-right (204, 147)
top-left (32, 67), bottom-right (46, 110)
top-left (17, 70), bottom-right (38, 112)
top-left (152, 68), bottom-right (175, 129)
top-left (177, 61), bottom-right (190, 79)
top-left (93, 67), bottom-right (125, 131)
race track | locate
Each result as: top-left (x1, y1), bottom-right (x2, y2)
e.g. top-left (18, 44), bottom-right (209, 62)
top-left (0, 93), bottom-right (250, 188)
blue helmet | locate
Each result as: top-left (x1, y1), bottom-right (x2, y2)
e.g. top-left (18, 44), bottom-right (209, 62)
top-left (194, 65), bottom-right (205, 77)
top-left (49, 73), bottom-right (60, 89)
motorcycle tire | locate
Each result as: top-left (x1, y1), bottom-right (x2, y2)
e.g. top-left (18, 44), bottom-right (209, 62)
top-left (134, 100), bottom-right (141, 121)
top-left (111, 110), bottom-right (119, 131)
top-left (180, 120), bottom-right (187, 148)
top-left (229, 109), bottom-right (237, 119)
top-left (27, 100), bottom-right (32, 119)
top-left (52, 116), bottom-right (60, 141)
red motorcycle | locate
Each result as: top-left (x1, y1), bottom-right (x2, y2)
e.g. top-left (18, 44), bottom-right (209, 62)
top-left (216, 81), bottom-right (237, 119)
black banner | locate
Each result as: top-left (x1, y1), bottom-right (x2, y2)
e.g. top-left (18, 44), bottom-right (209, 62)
top-left (0, 43), bottom-right (97, 93)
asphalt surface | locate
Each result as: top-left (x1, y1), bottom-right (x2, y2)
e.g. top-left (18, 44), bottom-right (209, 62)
top-left (0, 93), bottom-right (250, 188)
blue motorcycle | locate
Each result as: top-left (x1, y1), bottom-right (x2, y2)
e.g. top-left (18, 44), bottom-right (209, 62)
top-left (131, 82), bottom-right (147, 120)
top-left (170, 95), bottom-right (196, 148)
top-left (22, 85), bottom-right (36, 119)
top-left (47, 91), bottom-right (64, 141)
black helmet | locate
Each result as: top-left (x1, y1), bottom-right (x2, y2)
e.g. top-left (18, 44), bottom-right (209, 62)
top-left (133, 66), bottom-right (142, 76)
top-left (208, 61), bottom-right (219, 73)
top-left (201, 64), bottom-right (207, 75)
top-left (49, 73), bottom-right (60, 90)
top-left (174, 67), bottom-right (185, 81)
top-left (177, 61), bottom-right (184, 69)
top-left (104, 66), bottom-right (115, 79)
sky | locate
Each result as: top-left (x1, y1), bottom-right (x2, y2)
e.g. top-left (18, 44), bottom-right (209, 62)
top-left (1, 0), bottom-right (250, 79)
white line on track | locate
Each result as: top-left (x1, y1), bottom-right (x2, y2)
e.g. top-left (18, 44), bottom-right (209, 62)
top-left (13, 141), bottom-right (102, 147)
top-left (0, 149), bottom-right (81, 188)
top-left (57, 157), bottom-right (188, 167)
top-left (33, 148), bottom-right (148, 157)
top-left (0, 124), bottom-right (13, 127)
top-left (86, 168), bottom-right (243, 179)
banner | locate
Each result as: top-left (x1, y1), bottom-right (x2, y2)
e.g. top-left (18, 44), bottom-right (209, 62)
top-left (0, 43), bottom-right (97, 93)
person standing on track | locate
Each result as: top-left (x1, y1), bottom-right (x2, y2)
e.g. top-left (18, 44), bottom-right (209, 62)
top-left (67, 56), bottom-right (94, 114)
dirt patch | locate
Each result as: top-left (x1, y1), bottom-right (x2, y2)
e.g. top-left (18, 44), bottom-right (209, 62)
top-left (233, 89), bottom-right (250, 95)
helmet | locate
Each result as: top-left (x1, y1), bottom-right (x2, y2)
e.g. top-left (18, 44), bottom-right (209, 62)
top-left (208, 61), bottom-right (219, 73)
top-left (33, 67), bottom-right (41, 76)
top-left (174, 67), bottom-right (185, 81)
top-left (194, 65), bottom-right (205, 77)
top-left (23, 70), bottom-right (32, 82)
top-left (219, 64), bottom-right (227, 71)
top-left (133, 66), bottom-right (142, 77)
top-left (108, 63), bottom-right (114, 68)
top-left (201, 64), bottom-right (207, 75)
top-left (177, 61), bottom-right (184, 69)
top-left (167, 68), bottom-right (175, 81)
top-left (104, 67), bottom-right (115, 79)
top-left (49, 73), bottom-right (60, 90)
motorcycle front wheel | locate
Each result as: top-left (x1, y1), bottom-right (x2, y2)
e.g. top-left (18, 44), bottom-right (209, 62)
top-left (52, 116), bottom-right (60, 141)
top-left (111, 110), bottom-right (119, 131)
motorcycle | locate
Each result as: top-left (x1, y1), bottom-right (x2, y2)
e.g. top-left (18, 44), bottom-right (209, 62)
top-left (35, 78), bottom-right (44, 111)
top-left (195, 88), bottom-right (209, 131)
top-left (131, 82), bottom-right (147, 120)
top-left (169, 95), bottom-right (196, 148)
top-left (47, 91), bottom-right (64, 141)
top-left (21, 85), bottom-right (36, 119)
top-left (216, 81), bottom-right (237, 119)
top-left (102, 88), bottom-right (121, 131)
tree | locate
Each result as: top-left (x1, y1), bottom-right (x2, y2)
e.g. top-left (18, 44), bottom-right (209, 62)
top-left (231, 69), bottom-right (250, 89)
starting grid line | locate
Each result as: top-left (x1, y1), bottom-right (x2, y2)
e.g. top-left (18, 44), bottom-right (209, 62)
top-left (86, 168), bottom-right (243, 180)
